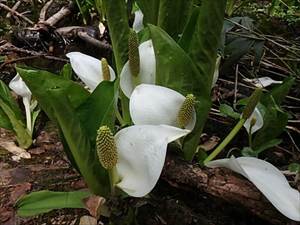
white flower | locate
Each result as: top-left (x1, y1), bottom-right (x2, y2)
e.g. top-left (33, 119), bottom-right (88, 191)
top-left (66, 52), bottom-right (116, 91)
top-left (133, 9), bottom-right (144, 32)
top-left (9, 74), bottom-right (32, 133)
top-left (129, 84), bottom-right (196, 130)
top-left (120, 40), bottom-right (156, 98)
top-left (243, 107), bottom-right (264, 134)
top-left (243, 77), bottom-right (283, 88)
top-left (115, 125), bottom-right (189, 197)
top-left (206, 156), bottom-right (300, 221)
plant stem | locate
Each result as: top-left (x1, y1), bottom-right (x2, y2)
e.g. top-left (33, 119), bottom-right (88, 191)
top-left (22, 97), bottom-right (32, 134)
top-left (248, 126), bottom-right (253, 148)
top-left (108, 167), bottom-right (119, 196)
top-left (120, 92), bottom-right (131, 125)
top-left (115, 108), bottom-right (126, 126)
top-left (204, 118), bottom-right (246, 163)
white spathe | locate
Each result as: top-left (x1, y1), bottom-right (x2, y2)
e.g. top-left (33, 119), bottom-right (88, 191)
top-left (66, 52), bottom-right (116, 91)
top-left (133, 9), bottom-right (144, 32)
top-left (120, 40), bottom-right (156, 98)
top-left (115, 125), bottom-right (189, 197)
top-left (9, 74), bottom-right (31, 98)
top-left (243, 107), bottom-right (264, 134)
top-left (130, 84), bottom-right (196, 130)
top-left (206, 156), bottom-right (300, 221)
top-left (9, 74), bottom-right (32, 133)
top-left (243, 77), bottom-right (283, 88)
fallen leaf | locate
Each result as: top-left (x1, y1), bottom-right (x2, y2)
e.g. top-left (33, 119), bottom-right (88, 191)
top-left (199, 135), bottom-right (220, 151)
top-left (79, 215), bottom-right (98, 225)
top-left (83, 195), bottom-right (106, 219)
top-left (10, 182), bottom-right (32, 202)
top-left (0, 139), bottom-right (31, 161)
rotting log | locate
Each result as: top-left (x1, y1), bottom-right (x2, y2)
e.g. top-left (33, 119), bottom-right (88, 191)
top-left (162, 154), bottom-right (296, 225)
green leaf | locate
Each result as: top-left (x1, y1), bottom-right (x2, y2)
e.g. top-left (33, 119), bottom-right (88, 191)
top-left (103, 0), bottom-right (130, 73)
top-left (60, 63), bottom-right (73, 80)
top-left (16, 190), bottom-right (90, 217)
top-left (0, 107), bottom-right (11, 130)
top-left (253, 78), bottom-right (294, 148)
top-left (17, 67), bottom-right (90, 177)
top-left (157, 0), bottom-right (193, 40)
top-left (178, 6), bottom-right (201, 51)
top-left (241, 147), bottom-right (258, 157)
top-left (254, 138), bottom-right (282, 154)
top-left (0, 98), bottom-right (32, 148)
top-left (187, 0), bottom-right (227, 87)
top-left (0, 80), bottom-right (23, 119)
top-left (219, 104), bottom-right (240, 119)
top-left (253, 102), bottom-right (288, 149)
top-left (136, 0), bottom-right (160, 25)
top-left (77, 81), bottom-right (116, 145)
top-left (149, 24), bottom-right (209, 97)
top-left (223, 37), bottom-right (255, 72)
top-left (46, 88), bottom-right (110, 196)
top-left (262, 76), bottom-right (295, 106)
top-left (288, 163), bottom-right (300, 173)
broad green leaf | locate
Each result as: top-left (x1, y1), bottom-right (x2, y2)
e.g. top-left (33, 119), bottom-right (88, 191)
top-left (136, 0), bottom-right (160, 25)
top-left (254, 138), bottom-right (282, 154)
top-left (262, 76), bottom-right (295, 106)
top-left (178, 6), bottom-right (201, 51)
top-left (157, 0), bottom-right (193, 40)
top-left (77, 81), bottom-right (116, 145)
top-left (187, 0), bottom-right (226, 87)
top-left (253, 78), bottom-right (294, 148)
top-left (16, 190), bottom-right (90, 217)
top-left (0, 98), bottom-right (32, 148)
top-left (253, 103), bottom-right (288, 149)
top-left (47, 88), bottom-right (110, 196)
top-left (222, 37), bottom-right (255, 72)
top-left (219, 104), bottom-right (240, 119)
top-left (103, 0), bottom-right (130, 73)
top-left (149, 24), bottom-right (209, 96)
top-left (18, 67), bottom-right (90, 174)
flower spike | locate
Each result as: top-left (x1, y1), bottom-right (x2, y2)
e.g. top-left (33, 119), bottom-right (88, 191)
top-left (96, 126), bottom-right (118, 169)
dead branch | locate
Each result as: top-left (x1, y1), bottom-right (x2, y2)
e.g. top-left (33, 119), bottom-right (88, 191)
top-left (0, 3), bottom-right (34, 25)
top-left (77, 31), bottom-right (112, 51)
top-left (162, 154), bottom-right (295, 225)
top-left (6, 0), bottom-right (21, 18)
top-left (39, 0), bottom-right (54, 22)
top-left (45, 3), bottom-right (72, 27)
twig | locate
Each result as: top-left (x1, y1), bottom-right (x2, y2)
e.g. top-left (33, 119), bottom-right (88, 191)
top-left (39, 0), bottom-right (54, 22)
top-left (233, 64), bottom-right (239, 110)
top-left (6, 0), bottom-right (21, 18)
top-left (45, 4), bottom-right (72, 26)
top-left (77, 31), bottom-right (112, 51)
top-left (0, 2), bottom-right (34, 25)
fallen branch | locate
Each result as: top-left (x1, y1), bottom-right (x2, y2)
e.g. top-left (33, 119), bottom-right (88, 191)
top-left (0, 3), bottom-right (34, 25)
top-left (162, 154), bottom-right (294, 225)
